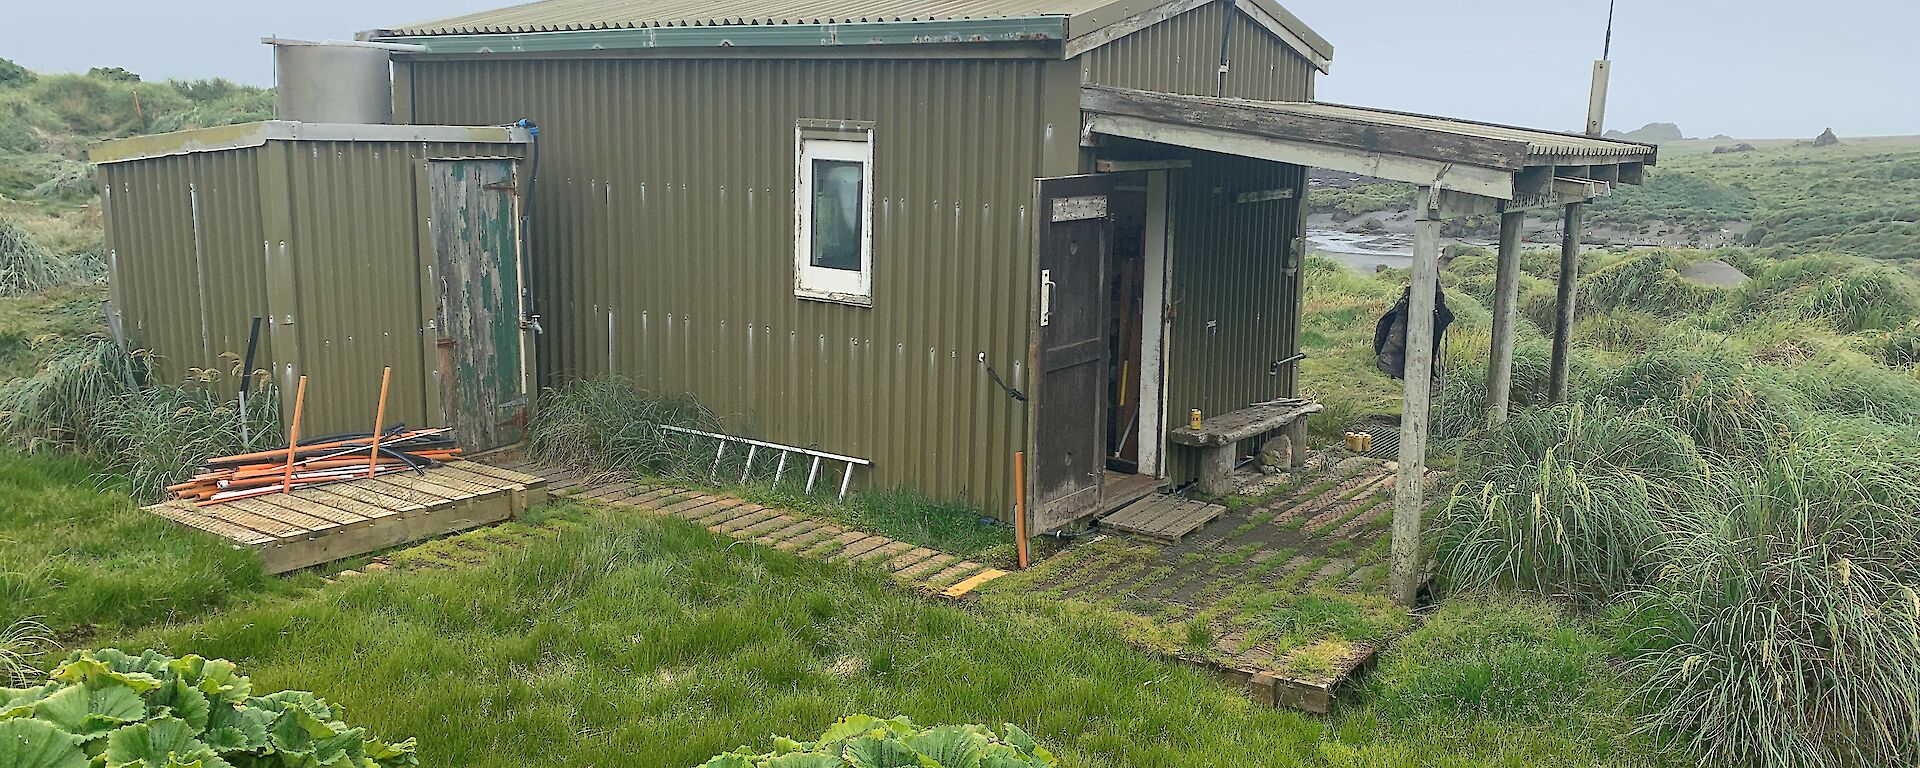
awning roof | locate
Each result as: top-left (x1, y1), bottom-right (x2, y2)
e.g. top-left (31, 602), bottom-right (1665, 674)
top-left (1081, 85), bottom-right (1655, 210)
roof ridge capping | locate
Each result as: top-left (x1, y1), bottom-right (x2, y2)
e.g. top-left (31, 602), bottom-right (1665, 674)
top-left (359, 0), bottom-right (1333, 71)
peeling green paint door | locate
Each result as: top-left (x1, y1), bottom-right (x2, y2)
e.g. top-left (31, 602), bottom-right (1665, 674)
top-left (429, 159), bottom-right (527, 452)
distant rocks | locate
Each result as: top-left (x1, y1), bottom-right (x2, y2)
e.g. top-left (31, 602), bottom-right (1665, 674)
top-left (1604, 122), bottom-right (1687, 144)
top-left (1713, 143), bottom-right (1758, 154)
top-left (1813, 127), bottom-right (1842, 147)
top-left (1681, 259), bottom-right (1750, 288)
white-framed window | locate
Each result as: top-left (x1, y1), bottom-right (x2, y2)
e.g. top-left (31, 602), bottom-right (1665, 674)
top-left (795, 126), bottom-right (874, 305)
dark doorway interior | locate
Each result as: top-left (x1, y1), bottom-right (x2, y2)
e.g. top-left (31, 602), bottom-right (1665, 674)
top-left (1106, 184), bottom-right (1149, 474)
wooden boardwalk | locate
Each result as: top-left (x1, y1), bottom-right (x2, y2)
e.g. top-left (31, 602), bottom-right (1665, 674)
top-left (1099, 493), bottom-right (1226, 542)
top-left (144, 461), bottom-right (547, 574)
top-left (491, 458), bottom-right (1011, 598)
top-left (991, 456), bottom-right (1422, 713)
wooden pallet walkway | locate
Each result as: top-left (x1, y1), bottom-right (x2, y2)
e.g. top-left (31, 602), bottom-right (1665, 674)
top-left (1099, 493), bottom-right (1226, 542)
top-left (142, 461), bottom-right (548, 574)
top-left (489, 458), bottom-right (1010, 599)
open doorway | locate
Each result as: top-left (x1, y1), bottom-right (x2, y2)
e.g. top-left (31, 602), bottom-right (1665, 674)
top-left (1103, 171), bottom-right (1169, 486)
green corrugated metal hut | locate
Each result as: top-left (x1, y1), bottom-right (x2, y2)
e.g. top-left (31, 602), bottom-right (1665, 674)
top-left (93, 122), bottom-right (533, 448)
top-left (351, 0), bottom-right (1335, 527)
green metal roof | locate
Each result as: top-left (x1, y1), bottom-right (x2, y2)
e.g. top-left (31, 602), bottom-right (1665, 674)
top-left (364, 0), bottom-right (1332, 64)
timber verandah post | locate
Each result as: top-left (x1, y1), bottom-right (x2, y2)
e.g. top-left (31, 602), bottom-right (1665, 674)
top-left (1389, 187), bottom-right (1442, 609)
top-left (1486, 209), bottom-right (1526, 424)
top-left (1549, 202), bottom-right (1585, 403)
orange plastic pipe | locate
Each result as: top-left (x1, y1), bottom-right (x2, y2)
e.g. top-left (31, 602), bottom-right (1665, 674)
top-left (1013, 451), bottom-right (1029, 570)
top-left (281, 376), bottom-right (308, 495)
top-left (368, 366), bottom-right (391, 478)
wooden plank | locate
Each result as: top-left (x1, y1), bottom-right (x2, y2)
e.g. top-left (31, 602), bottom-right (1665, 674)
top-left (894, 553), bottom-right (956, 580)
top-left (362, 476), bottom-right (463, 506)
top-left (1168, 402), bottom-right (1324, 447)
top-left (392, 471), bottom-right (493, 500)
top-left (1080, 86), bottom-right (1530, 171)
top-left (148, 503), bottom-right (274, 545)
top-left (447, 460), bottom-right (544, 485)
top-left (413, 467), bottom-right (507, 496)
top-left (203, 498), bottom-right (329, 538)
top-left (752, 518), bottom-right (821, 545)
top-left (941, 568), bottom-right (1009, 598)
top-left (250, 493), bottom-right (371, 530)
top-left (885, 547), bottom-right (942, 572)
top-left (837, 536), bottom-right (896, 560)
top-left (253, 489), bottom-right (515, 574)
top-left (736, 514), bottom-right (801, 538)
top-left (430, 464), bottom-right (533, 491)
top-left (853, 541), bottom-right (914, 563)
top-left (713, 508), bottom-right (782, 534)
top-left (921, 561), bottom-right (985, 589)
top-left (294, 487), bottom-right (406, 521)
top-left (802, 531), bottom-right (871, 558)
top-left (319, 480), bottom-right (429, 513)
top-left (776, 524), bottom-right (845, 552)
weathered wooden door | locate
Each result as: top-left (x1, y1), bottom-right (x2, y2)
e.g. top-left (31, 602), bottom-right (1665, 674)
top-left (1030, 175), bottom-right (1115, 532)
top-left (428, 159), bottom-right (528, 452)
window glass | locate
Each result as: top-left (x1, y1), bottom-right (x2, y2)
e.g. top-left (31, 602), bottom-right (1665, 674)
top-left (810, 159), bottom-right (864, 271)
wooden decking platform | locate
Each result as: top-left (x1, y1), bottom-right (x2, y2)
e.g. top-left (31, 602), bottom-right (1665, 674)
top-left (144, 461), bottom-right (547, 574)
top-left (1099, 493), bottom-right (1226, 542)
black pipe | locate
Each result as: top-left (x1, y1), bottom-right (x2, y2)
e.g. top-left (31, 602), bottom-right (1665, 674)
top-left (239, 316), bottom-right (262, 395)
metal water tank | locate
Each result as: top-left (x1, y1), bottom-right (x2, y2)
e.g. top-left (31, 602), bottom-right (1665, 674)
top-left (266, 38), bottom-right (396, 124)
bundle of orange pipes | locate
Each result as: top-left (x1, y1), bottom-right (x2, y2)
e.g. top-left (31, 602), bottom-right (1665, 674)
top-left (168, 427), bottom-right (461, 505)
top-left (171, 367), bottom-right (461, 506)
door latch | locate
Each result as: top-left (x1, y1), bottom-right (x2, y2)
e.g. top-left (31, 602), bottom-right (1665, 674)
top-left (1039, 269), bottom-right (1055, 327)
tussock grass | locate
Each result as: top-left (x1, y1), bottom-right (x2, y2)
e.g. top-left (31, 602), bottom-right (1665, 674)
top-left (1722, 255), bottom-right (1919, 333)
top-left (0, 214), bottom-right (96, 296)
top-left (526, 377), bottom-right (720, 481)
top-left (1436, 406), bottom-right (1711, 601)
top-left (0, 617), bottom-right (50, 686)
top-left (0, 337), bottom-right (278, 498)
top-left (1580, 251), bottom-right (1728, 318)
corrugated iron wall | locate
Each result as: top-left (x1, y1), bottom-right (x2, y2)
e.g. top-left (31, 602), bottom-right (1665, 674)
top-left (404, 57), bottom-right (1047, 515)
top-left (1079, 1), bottom-right (1317, 100)
top-left (103, 148), bottom-right (271, 395)
top-left (101, 138), bottom-right (523, 438)
top-left (1160, 150), bottom-right (1304, 484)
top-left (271, 140), bottom-right (521, 436)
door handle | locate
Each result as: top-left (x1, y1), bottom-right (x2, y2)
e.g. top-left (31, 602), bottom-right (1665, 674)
top-left (1040, 269), bottom-right (1054, 327)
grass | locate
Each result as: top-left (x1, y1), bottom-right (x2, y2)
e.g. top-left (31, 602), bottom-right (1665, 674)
top-left (0, 451), bottom-right (304, 640)
top-left (74, 502), bottom-right (1670, 768)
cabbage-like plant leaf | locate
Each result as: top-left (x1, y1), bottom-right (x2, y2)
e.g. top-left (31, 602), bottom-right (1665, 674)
top-left (764, 752), bottom-right (843, 768)
top-left (363, 736), bottom-right (418, 766)
top-left (2, 684), bottom-right (54, 719)
top-left (33, 682), bottom-right (147, 742)
top-left (102, 716), bottom-right (220, 768)
top-left (980, 756), bottom-right (1045, 768)
top-left (167, 658), bottom-right (247, 706)
top-left (88, 650), bottom-right (170, 679)
top-left (996, 725), bottom-right (1035, 755)
top-left (0, 717), bottom-right (88, 768)
top-left (148, 678), bottom-right (211, 731)
top-left (48, 656), bottom-right (160, 695)
top-left (841, 735), bottom-right (926, 768)
top-left (695, 753), bottom-right (755, 768)
top-left (199, 705), bottom-right (269, 753)
top-left (905, 726), bottom-right (988, 768)
top-left (307, 727), bottom-right (369, 766)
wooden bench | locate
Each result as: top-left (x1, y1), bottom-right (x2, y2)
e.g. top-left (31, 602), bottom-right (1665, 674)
top-left (1168, 399), bottom-right (1323, 496)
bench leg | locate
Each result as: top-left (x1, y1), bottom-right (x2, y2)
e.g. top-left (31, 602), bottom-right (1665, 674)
top-left (1198, 444), bottom-right (1236, 496)
top-left (1288, 417), bottom-right (1310, 469)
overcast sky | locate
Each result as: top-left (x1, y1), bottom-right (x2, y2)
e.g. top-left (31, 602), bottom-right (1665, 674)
top-left (2, 1), bottom-right (1913, 138)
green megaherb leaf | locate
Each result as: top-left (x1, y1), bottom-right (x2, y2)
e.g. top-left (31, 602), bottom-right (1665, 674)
top-left (13, 649), bottom-right (414, 768)
top-left (102, 716), bottom-right (222, 768)
top-left (0, 717), bottom-right (87, 768)
top-left (698, 715), bottom-right (1058, 768)
top-left (32, 682), bottom-right (146, 742)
